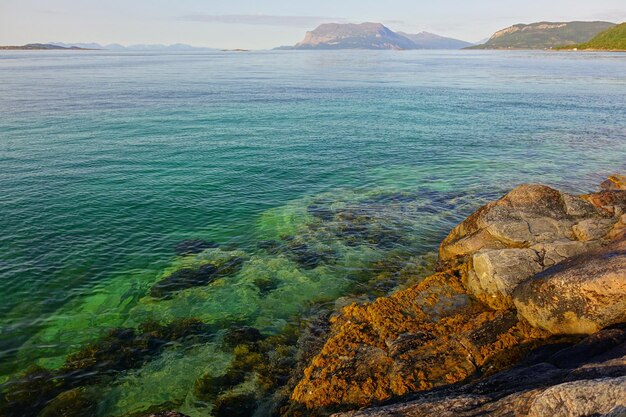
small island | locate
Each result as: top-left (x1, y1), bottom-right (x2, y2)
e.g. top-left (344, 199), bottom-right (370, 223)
top-left (0, 43), bottom-right (93, 50)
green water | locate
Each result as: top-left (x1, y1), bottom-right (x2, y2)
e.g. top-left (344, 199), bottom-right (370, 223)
top-left (1, 50), bottom-right (625, 416)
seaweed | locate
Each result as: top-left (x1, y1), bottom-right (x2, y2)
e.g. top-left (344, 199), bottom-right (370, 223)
top-left (150, 257), bottom-right (245, 299)
top-left (0, 319), bottom-right (212, 417)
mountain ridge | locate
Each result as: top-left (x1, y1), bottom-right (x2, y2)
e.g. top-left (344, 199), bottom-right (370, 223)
top-left (280, 22), bottom-right (473, 50)
top-left (468, 21), bottom-right (616, 49)
top-left (0, 43), bottom-right (93, 51)
top-left (397, 31), bottom-right (474, 49)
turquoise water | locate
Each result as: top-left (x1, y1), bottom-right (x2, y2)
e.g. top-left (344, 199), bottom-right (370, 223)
top-left (1, 50), bottom-right (625, 416)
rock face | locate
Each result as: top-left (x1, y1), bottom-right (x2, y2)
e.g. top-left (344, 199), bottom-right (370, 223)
top-left (288, 176), bottom-right (626, 416)
top-left (332, 325), bottom-right (626, 417)
top-left (514, 238), bottom-right (626, 334)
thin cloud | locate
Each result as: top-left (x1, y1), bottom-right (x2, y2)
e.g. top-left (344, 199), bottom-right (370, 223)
top-left (181, 14), bottom-right (346, 27)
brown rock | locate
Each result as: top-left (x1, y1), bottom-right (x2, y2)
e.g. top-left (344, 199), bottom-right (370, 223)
top-left (514, 239), bottom-right (626, 335)
top-left (582, 190), bottom-right (626, 216)
top-left (290, 270), bottom-right (546, 411)
top-left (531, 239), bottom-right (600, 268)
top-left (439, 184), bottom-right (606, 263)
top-left (331, 326), bottom-right (626, 417)
top-left (600, 174), bottom-right (626, 191)
top-left (572, 218), bottom-right (615, 241)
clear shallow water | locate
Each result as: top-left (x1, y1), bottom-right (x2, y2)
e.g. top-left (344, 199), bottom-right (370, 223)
top-left (1, 50), bottom-right (625, 416)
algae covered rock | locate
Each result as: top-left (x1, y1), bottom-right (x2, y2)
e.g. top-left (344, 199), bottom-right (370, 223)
top-left (332, 325), bottom-right (626, 417)
top-left (514, 238), bottom-right (626, 335)
top-left (601, 174), bottom-right (626, 191)
top-left (289, 270), bottom-right (546, 412)
top-left (150, 255), bottom-right (245, 298)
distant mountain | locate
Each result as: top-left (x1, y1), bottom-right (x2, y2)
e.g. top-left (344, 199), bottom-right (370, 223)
top-left (50, 42), bottom-right (216, 51)
top-left (283, 22), bottom-right (417, 50)
top-left (0, 43), bottom-right (92, 50)
top-left (559, 22), bottom-right (626, 51)
top-left (397, 31), bottom-right (473, 49)
top-left (468, 21), bottom-right (616, 50)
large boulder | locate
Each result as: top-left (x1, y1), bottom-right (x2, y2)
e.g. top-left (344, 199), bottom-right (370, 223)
top-left (439, 184), bottom-right (624, 310)
top-left (439, 184), bottom-right (607, 262)
top-left (513, 238), bottom-right (626, 335)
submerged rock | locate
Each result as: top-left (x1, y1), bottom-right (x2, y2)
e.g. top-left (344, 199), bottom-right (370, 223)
top-left (222, 326), bottom-right (264, 349)
top-left (284, 242), bottom-right (336, 270)
top-left (38, 387), bottom-right (96, 417)
top-left (174, 239), bottom-right (220, 256)
top-left (601, 174), bottom-right (626, 191)
top-left (0, 319), bottom-right (211, 417)
top-left (213, 392), bottom-right (259, 417)
top-left (150, 257), bottom-right (244, 298)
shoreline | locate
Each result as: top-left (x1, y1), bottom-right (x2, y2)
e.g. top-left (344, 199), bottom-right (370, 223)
top-left (1, 174), bottom-right (625, 417)
top-left (291, 175), bottom-right (626, 417)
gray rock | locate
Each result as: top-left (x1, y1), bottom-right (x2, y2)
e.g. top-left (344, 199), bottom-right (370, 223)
top-left (440, 184), bottom-right (612, 262)
top-left (531, 239), bottom-right (599, 268)
top-left (527, 376), bottom-right (626, 417)
top-left (467, 248), bottom-right (542, 309)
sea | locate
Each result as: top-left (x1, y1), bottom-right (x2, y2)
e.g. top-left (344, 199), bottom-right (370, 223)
top-left (1, 49), bottom-right (625, 416)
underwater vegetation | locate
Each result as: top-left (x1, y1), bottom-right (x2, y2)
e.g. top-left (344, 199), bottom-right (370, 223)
top-left (0, 319), bottom-right (212, 417)
top-left (0, 187), bottom-right (493, 417)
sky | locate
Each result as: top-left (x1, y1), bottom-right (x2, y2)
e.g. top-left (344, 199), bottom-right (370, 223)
top-left (1, 0), bottom-right (625, 49)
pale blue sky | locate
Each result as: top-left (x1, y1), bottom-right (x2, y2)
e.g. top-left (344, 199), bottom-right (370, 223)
top-left (1, 0), bottom-right (625, 49)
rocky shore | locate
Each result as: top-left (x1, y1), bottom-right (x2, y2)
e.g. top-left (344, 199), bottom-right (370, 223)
top-left (145, 175), bottom-right (626, 417)
top-left (4, 175), bottom-right (625, 417)
top-left (287, 175), bottom-right (626, 416)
